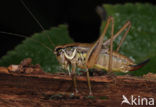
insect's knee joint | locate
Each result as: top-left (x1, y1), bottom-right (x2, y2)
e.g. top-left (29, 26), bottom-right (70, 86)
top-left (127, 21), bottom-right (131, 25)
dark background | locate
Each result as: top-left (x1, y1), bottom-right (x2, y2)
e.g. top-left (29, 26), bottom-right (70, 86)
top-left (0, 0), bottom-right (155, 58)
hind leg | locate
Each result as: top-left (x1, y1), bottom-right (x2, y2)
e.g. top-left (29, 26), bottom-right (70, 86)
top-left (116, 22), bottom-right (131, 52)
top-left (103, 21), bottom-right (131, 51)
top-left (108, 17), bottom-right (114, 73)
top-left (85, 16), bottom-right (115, 96)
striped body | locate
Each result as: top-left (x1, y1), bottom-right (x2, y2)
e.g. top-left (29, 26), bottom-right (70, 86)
top-left (74, 48), bottom-right (134, 73)
top-left (95, 51), bottom-right (134, 72)
top-left (55, 43), bottom-right (135, 73)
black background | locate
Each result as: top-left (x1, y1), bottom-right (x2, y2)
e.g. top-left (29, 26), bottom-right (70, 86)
top-left (0, 0), bottom-right (155, 58)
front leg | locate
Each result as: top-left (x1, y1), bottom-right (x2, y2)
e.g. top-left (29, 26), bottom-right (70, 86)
top-left (66, 64), bottom-right (71, 76)
top-left (71, 63), bottom-right (78, 95)
top-left (63, 61), bottom-right (71, 76)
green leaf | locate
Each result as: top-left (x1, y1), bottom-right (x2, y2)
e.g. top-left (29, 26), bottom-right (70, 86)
top-left (103, 3), bottom-right (156, 76)
top-left (0, 25), bottom-right (73, 73)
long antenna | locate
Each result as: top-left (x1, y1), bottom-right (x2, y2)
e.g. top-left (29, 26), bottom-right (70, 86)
top-left (0, 31), bottom-right (53, 52)
top-left (20, 0), bottom-right (55, 47)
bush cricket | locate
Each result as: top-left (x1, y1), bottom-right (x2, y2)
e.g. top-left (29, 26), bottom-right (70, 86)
top-left (54, 16), bottom-right (149, 95)
top-left (0, 0), bottom-right (150, 96)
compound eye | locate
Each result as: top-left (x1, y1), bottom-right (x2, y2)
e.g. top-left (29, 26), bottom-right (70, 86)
top-left (56, 48), bottom-right (62, 52)
top-left (57, 50), bottom-right (63, 56)
top-left (54, 47), bottom-right (63, 56)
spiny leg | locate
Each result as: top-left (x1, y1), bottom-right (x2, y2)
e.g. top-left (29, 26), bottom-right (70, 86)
top-left (108, 17), bottom-right (114, 73)
top-left (106, 17), bottom-right (116, 79)
top-left (66, 64), bottom-right (71, 76)
top-left (72, 75), bottom-right (78, 94)
top-left (107, 20), bottom-right (131, 81)
top-left (85, 16), bottom-right (114, 68)
top-left (86, 69), bottom-right (92, 96)
top-left (116, 22), bottom-right (131, 52)
top-left (103, 21), bottom-right (131, 49)
top-left (85, 16), bottom-right (115, 96)
top-left (71, 64), bottom-right (78, 94)
top-left (103, 20), bottom-right (131, 76)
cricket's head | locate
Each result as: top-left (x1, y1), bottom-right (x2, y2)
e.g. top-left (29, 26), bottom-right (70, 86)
top-left (54, 45), bottom-right (67, 67)
top-left (54, 45), bottom-right (76, 72)
top-left (54, 45), bottom-right (77, 64)
top-left (54, 46), bottom-right (64, 57)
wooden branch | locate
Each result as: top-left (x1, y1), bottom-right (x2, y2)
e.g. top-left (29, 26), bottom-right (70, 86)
top-left (0, 72), bottom-right (156, 106)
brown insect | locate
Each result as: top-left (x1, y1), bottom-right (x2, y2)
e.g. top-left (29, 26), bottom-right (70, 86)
top-left (1, 0), bottom-right (149, 96)
top-left (53, 16), bottom-right (149, 95)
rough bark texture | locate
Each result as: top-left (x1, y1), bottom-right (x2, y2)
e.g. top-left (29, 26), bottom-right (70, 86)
top-left (0, 72), bottom-right (156, 107)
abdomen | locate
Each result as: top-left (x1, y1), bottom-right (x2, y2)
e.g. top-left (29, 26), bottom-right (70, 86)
top-left (95, 51), bottom-right (135, 72)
